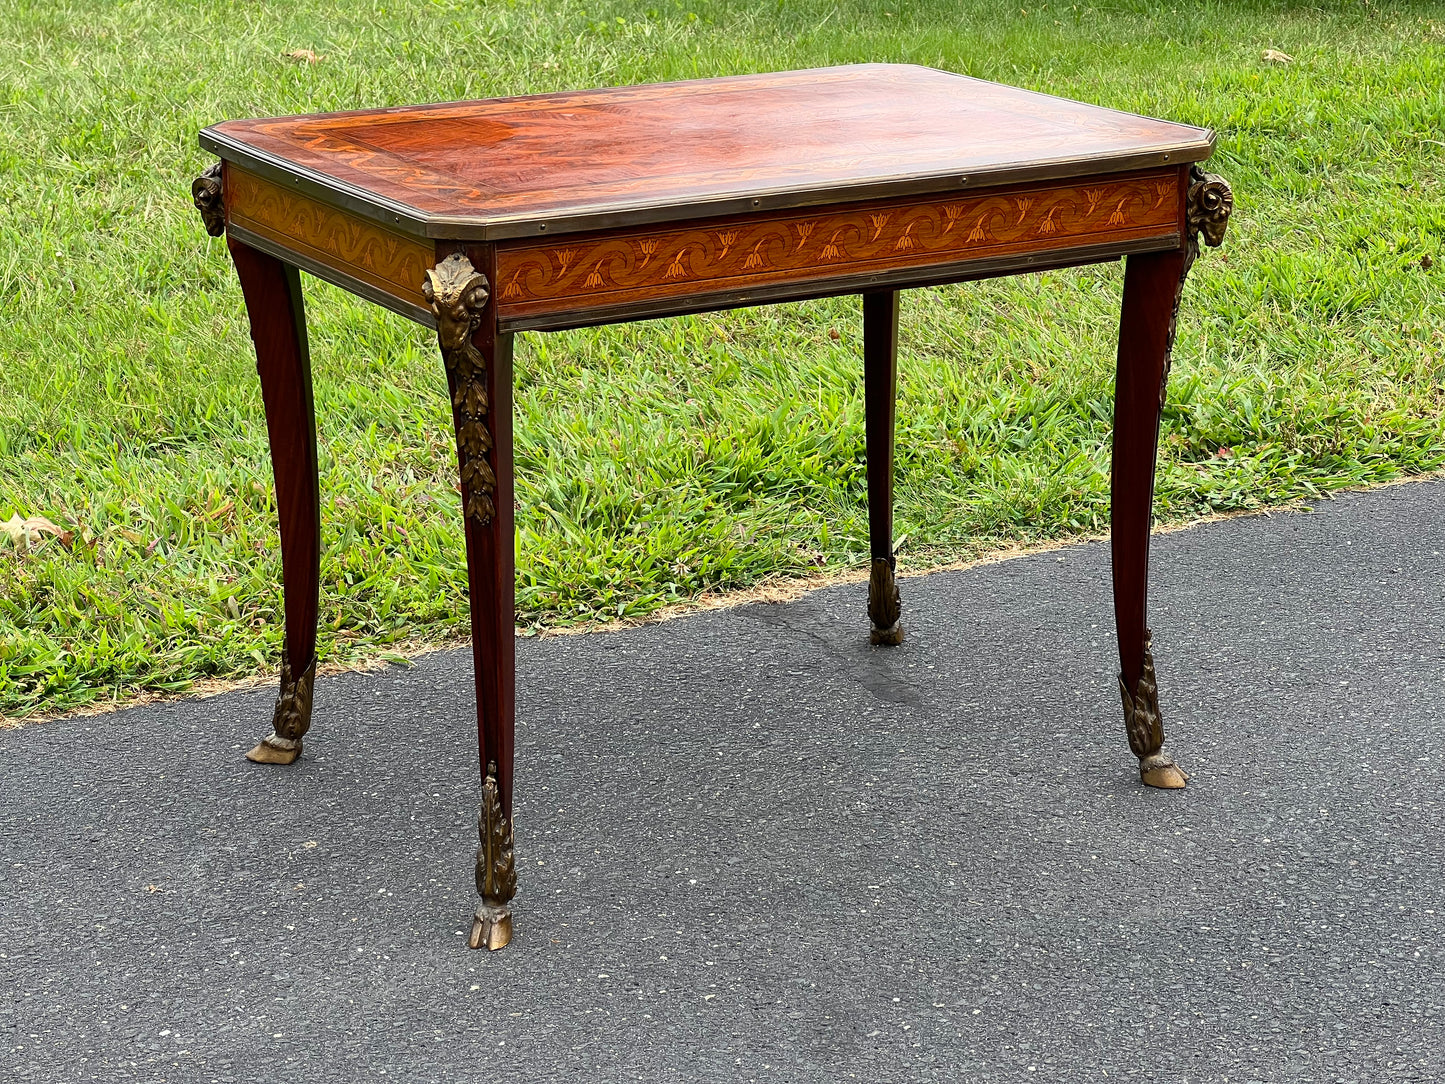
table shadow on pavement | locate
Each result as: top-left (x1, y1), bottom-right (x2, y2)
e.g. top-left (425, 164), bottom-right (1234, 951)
top-left (3, 481), bottom-right (1444, 1082)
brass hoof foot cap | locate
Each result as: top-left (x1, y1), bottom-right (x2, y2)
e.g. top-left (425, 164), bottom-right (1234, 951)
top-left (1139, 753), bottom-right (1188, 789)
top-left (246, 734), bottom-right (301, 765)
top-left (469, 906), bottom-right (513, 950)
top-left (869, 622), bottom-right (904, 646)
top-left (867, 558), bottom-right (903, 647)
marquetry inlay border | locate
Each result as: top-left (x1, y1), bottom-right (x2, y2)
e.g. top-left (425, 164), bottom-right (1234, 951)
top-left (495, 169), bottom-right (1181, 323)
top-left (225, 166), bottom-right (436, 312)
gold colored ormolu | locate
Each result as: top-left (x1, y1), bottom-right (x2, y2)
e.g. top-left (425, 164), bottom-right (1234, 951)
top-left (868, 558), bottom-right (904, 646)
top-left (1120, 631), bottom-right (1188, 789)
top-left (192, 161), bottom-right (225, 237)
top-left (246, 649), bottom-right (315, 766)
top-left (470, 761), bottom-right (517, 950)
top-left (423, 254), bottom-right (497, 528)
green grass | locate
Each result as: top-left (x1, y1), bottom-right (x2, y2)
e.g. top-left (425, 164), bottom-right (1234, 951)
top-left (1, 0), bottom-right (1443, 719)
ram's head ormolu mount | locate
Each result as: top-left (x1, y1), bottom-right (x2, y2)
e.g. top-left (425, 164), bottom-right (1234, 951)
top-left (192, 161), bottom-right (225, 237)
top-left (1186, 165), bottom-right (1233, 250)
top-left (423, 253), bottom-right (491, 353)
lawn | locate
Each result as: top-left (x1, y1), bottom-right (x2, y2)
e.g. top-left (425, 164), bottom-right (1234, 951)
top-left (1, 0), bottom-right (1442, 719)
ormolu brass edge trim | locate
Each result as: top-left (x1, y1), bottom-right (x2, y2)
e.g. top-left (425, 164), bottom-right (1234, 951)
top-left (199, 128), bottom-right (1214, 243)
top-left (199, 130), bottom-right (432, 236)
top-left (426, 143), bottom-right (1214, 240)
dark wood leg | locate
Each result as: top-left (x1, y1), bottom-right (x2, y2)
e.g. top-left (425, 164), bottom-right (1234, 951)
top-left (864, 289), bottom-right (903, 646)
top-left (1110, 166), bottom-right (1234, 790)
top-left (227, 238), bottom-right (320, 767)
top-left (1112, 248), bottom-right (1187, 789)
top-left (422, 253), bottom-right (517, 951)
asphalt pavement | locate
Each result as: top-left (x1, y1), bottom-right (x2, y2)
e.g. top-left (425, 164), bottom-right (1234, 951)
top-left (4, 480), bottom-right (1444, 1083)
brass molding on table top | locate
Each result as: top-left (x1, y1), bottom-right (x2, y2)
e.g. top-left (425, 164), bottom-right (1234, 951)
top-left (868, 559), bottom-right (904, 647)
top-left (192, 161), bottom-right (225, 237)
top-left (494, 169), bottom-right (1182, 322)
top-left (423, 253), bottom-right (497, 529)
top-left (470, 760), bottom-right (517, 951)
top-left (1120, 630), bottom-right (1187, 790)
top-left (245, 649), bottom-right (316, 766)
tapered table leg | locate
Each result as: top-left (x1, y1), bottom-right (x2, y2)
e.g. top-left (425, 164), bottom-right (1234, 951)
top-left (227, 238), bottom-right (321, 766)
top-left (422, 252), bottom-right (518, 951)
top-left (1110, 165), bottom-right (1234, 789)
top-left (864, 289), bottom-right (903, 646)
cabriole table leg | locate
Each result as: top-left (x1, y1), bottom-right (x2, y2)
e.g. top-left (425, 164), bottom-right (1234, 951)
top-left (864, 289), bottom-right (903, 646)
top-left (1110, 166), bottom-right (1233, 789)
top-left (223, 235), bottom-right (322, 768)
top-left (422, 252), bottom-right (519, 950)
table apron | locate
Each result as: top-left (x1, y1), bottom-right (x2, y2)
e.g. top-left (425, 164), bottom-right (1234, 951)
top-left (494, 168), bottom-right (1184, 332)
top-left (221, 163), bottom-right (1187, 335)
top-left (496, 233), bottom-right (1176, 332)
top-left (224, 165), bottom-right (439, 327)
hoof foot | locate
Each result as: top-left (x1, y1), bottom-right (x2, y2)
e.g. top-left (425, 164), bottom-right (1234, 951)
top-left (1139, 754), bottom-right (1188, 789)
top-left (867, 559), bottom-right (903, 646)
top-left (245, 735), bottom-right (301, 765)
top-left (869, 623), bottom-right (904, 646)
top-left (469, 906), bottom-right (512, 950)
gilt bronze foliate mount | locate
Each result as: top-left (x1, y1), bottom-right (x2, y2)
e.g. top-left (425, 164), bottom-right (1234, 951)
top-left (868, 558), bottom-right (904, 646)
top-left (423, 254), bottom-right (498, 529)
top-left (246, 649), bottom-right (316, 766)
top-left (1121, 631), bottom-right (1188, 790)
top-left (471, 761), bottom-right (517, 950)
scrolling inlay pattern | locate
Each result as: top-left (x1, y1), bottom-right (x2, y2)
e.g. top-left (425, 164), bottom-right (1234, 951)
top-left (496, 170), bottom-right (1179, 319)
top-left (423, 254), bottom-right (496, 528)
top-left (226, 167), bottom-right (435, 311)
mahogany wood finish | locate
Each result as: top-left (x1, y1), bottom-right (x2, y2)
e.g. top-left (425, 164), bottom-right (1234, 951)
top-left (450, 250), bottom-right (517, 824)
top-left (450, 259), bottom-right (519, 951)
top-left (226, 239), bottom-right (321, 763)
top-left (1111, 249), bottom-right (1190, 789)
top-left (200, 66), bottom-right (1213, 238)
top-left (194, 64), bottom-right (1232, 949)
top-left (1112, 251), bottom-right (1185, 691)
top-left (863, 290), bottom-right (903, 646)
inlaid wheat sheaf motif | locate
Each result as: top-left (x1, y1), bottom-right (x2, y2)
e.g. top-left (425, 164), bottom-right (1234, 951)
top-left (495, 171), bottom-right (1179, 313)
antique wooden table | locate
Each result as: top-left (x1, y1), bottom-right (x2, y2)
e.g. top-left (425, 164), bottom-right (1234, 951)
top-left (192, 64), bottom-right (1232, 951)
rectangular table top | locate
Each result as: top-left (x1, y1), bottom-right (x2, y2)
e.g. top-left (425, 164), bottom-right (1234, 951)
top-left (200, 64), bottom-right (1214, 242)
